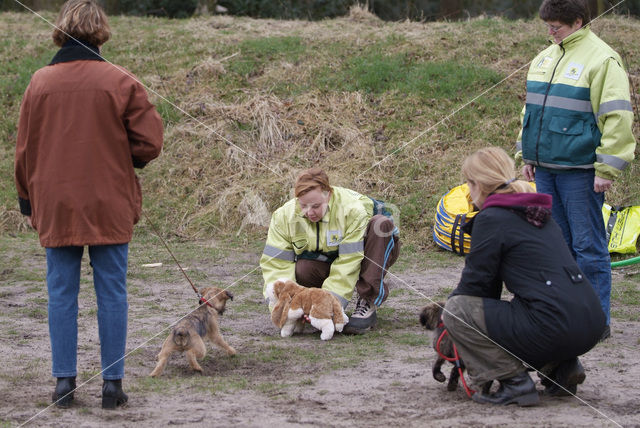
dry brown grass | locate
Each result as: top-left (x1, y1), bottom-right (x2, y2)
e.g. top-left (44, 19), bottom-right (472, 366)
top-left (2, 12), bottom-right (639, 247)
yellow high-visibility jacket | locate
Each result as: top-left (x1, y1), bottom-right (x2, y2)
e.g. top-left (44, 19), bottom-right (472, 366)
top-left (516, 26), bottom-right (635, 180)
top-left (260, 186), bottom-right (374, 306)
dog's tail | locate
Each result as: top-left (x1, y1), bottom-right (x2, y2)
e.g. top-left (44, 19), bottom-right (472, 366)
top-left (172, 327), bottom-right (191, 348)
top-left (419, 302), bottom-right (444, 331)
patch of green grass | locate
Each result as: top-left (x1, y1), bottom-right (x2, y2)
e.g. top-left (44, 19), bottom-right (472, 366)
top-left (135, 375), bottom-right (175, 394)
top-left (394, 332), bottom-right (429, 347)
top-left (316, 52), bottom-right (502, 100)
top-left (255, 381), bottom-right (285, 394)
top-left (26, 296), bottom-right (47, 305)
top-left (79, 370), bottom-right (101, 381)
top-left (156, 97), bottom-right (183, 125)
top-left (21, 306), bottom-right (47, 320)
top-left (298, 378), bottom-right (315, 386)
top-left (81, 308), bottom-right (98, 318)
top-left (138, 372), bottom-right (249, 395)
top-left (227, 36), bottom-right (306, 77)
top-left (432, 286), bottom-right (454, 302)
top-left (612, 276), bottom-right (640, 305)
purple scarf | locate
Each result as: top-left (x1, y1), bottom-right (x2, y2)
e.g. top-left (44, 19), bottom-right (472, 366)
top-left (482, 193), bottom-right (552, 228)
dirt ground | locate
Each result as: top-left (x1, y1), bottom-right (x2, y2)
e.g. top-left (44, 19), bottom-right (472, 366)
top-left (1, 238), bottom-right (639, 428)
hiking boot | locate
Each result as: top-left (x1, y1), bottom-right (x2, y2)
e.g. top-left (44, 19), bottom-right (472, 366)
top-left (472, 372), bottom-right (539, 407)
top-left (52, 376), bottom-right (76, 408)
top-left (343, 297), bottom-right (377, 334)
top-left (102, 379), bottom-right (128, 409)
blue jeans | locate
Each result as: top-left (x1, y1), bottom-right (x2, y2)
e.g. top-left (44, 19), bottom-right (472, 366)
top-left (46, 244), bottom-right (129, 379)
top-left (535, 169), bottom-right (611, 324)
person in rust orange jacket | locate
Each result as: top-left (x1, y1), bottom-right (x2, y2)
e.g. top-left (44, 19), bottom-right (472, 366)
top-left (14, 0), bottom-right (163, 410)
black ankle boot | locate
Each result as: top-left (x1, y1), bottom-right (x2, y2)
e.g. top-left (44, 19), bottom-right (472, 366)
top-left (52, 377), bottom-right (76, 408)
top-left (472, 372), bottom-right (539, 406)
top-left (102, 379), bottom-right (128, 409)
top-left (543, 357), bottom-right (585, 397)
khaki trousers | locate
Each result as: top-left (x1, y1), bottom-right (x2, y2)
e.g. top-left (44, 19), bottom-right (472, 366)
top-left (295, 215), bottom-right (400, 305)
top-left (443, 295), bottom-right (526, 386)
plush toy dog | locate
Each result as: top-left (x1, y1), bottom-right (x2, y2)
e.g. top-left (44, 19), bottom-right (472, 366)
top-left (265, 279), bottom-right (348, 340)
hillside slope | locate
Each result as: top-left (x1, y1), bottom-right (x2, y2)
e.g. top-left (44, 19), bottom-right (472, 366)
top-left (1, 8), bottom-right (638, 250)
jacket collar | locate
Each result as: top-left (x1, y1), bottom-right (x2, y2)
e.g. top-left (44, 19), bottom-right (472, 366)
top-left (49, 39), bottom-right (104, 65)
top-left (482, 192), bottom-right (552, 228)
top-left (483, 193), bottom-right (551, 210)
top-left (557, 25), bottom-right (590, 49)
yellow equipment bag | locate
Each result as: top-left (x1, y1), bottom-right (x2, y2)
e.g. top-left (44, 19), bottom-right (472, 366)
top-left (433, 183), bottom-right (476, 255)
top-left (602, 204), bottom-right (640, 254)
top-left (433, 182), bottom-right (537, 255)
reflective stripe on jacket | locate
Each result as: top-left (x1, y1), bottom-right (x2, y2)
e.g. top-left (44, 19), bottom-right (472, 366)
top-left (516, 26), bottom-right (635, 180)
top-left (260, 186), bottom-right (374, 304)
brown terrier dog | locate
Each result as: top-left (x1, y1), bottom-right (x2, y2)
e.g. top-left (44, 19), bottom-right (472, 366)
top-left (419, 302), bottom-right (491, 394)
top-left (149, 286), bottom-right (236, 377)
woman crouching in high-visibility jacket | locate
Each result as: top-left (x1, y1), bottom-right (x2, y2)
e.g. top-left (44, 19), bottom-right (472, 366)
top-left (260, 168), bottom-right (400, 334)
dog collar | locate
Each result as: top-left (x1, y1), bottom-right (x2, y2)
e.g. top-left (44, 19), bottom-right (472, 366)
top-left (199, 296), bottom-right (215, 309)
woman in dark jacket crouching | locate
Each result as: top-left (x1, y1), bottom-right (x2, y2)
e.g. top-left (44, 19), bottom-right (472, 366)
top-left (443, 147), bottom-right (605, 406)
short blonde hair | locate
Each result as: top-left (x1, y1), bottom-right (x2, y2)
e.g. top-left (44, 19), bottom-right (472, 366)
top-left (52, 0), bottom-right (111, 47)
top-left (294, 168), bottom-right (332, 198)
top-left (462, 147), bottom-right (534, 200)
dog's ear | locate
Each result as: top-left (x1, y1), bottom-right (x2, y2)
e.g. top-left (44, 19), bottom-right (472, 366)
top-left (225, 290), bottom-right (234, 301)
top-left (419, 302), bottom-right (444, 330)
top-left (273, 280), bottom-right (287, 298)
top-left (271, 295), bottom-right (291, 329)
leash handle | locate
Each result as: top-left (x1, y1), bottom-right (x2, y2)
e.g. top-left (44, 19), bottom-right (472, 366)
top-left (142, 211), bottom-right (200, 297)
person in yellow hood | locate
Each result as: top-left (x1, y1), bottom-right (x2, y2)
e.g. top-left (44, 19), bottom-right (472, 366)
top-left (260, 168), bottom-right (400, 334)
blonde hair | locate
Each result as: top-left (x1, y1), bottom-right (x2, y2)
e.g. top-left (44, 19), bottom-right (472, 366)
top-left (462, 147), bottom-right (534, 200)
top-left (294, 168), bottom-right (332, 198)
top-left (52, 0), bottom-right (111, 47)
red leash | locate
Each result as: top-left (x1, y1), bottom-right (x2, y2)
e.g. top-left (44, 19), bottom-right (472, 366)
top-left (199, 296), bottom-right (214, 308)
top-left (435, 322), bottom-right (476, 398)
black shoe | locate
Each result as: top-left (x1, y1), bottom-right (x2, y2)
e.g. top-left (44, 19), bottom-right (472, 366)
top-left (343, 297), bottom-right (377, 334)
top-left (102, 379), bottom-right (128, 409)
top-left (599, 325), bottom-right (611, 342)
top-left (543, 357), bottom-right (585, 397)
top-left (472, 372), bottom-right (539, 407)
top-left (556, 357), bottom-right (586, 387)
top-left (543, 382), bottom-right (577, 397)
top-left (52, 377), bottom-right (76, 408)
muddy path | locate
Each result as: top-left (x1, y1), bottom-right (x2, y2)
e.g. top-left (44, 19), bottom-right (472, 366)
top-left (0, 237), bottom-right (638, 427)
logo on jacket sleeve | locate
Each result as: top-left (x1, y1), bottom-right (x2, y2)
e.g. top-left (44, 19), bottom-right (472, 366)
top-left (536, 56), bottom-right (553, 69)
top-left (563, 62), bottom-right (584, 80)
top-left (327, 230), bottom-right (342, 246)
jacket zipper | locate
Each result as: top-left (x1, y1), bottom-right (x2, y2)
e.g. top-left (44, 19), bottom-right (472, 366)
top-left (316, 222), bottom-right (320, 252)
top-left (535, 43), bottom-right (566, 166)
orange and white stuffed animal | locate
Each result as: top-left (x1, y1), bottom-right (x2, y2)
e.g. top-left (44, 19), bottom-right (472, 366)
top-left (265, 278), bottom-right (348, 340)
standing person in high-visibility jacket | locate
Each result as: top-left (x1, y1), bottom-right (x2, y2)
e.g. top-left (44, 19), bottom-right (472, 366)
top-left (260, 168), bottom-right (400, 334)
top-left (516, 0), bottom-right (636, 342)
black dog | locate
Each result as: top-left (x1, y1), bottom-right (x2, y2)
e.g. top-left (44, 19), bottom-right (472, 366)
top-left (419, 302), bottom-right (491, 394)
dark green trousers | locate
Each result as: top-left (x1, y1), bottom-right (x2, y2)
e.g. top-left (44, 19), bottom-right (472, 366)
top-left (443, 295), bottom-right (526, 387)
